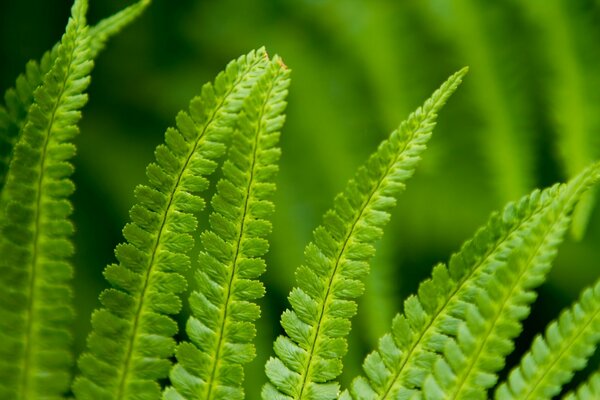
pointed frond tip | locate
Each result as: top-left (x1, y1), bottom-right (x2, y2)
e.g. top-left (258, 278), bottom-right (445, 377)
top-left (0, 0), bottom-right (92, 398)
top-left (73, 48), bottom-right (270, 400)
top-left (345, 161), bottom-right (600, 400)
top-left (262, 68), bottom-right (466, 400)
top-left (164, 57), bottom-right (290, 400)
top-left (0, 0), bottom-right (150, 195)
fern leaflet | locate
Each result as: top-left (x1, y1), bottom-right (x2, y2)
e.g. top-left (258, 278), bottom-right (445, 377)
top-left (421, 162), bottom-right (600, 400)
top-left (0, 0), bottom-right (92, 398)
top-left (164, 57), bottom-right (290, 400)
top-left (563, 371), bottom-right (600, 400)
top-left (72, 49), bottom-right (269, 400)
top-left (344, 163), bottom-right (600, 399)
top-left (495, 277), bottom-right (600, 400)
top-left (263, 68), bottom-right (467, 400)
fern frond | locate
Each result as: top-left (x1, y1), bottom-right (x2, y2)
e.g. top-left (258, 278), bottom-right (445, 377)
top-left (72, 49), bottom-right (269, 400)
top-left (494, 277), bottom-right (600, 400)
top-left (0, 0), bottom-right (149, 194)
top-left (263, 68), bottom-right (467, 400)
top-left (420, 163), bottom-right (600, 400)
top-left (0, 1), bottom-right (92, 398)
top-left (0, 46), bottom-right (59, 194)
top-left (88, 0), bottom-right (151, 58)
top-left (164, 57), bottom-right (290, 400)
top-left (344, 163), bottom-right (600, 399)
top-left (563, 371), bottom-right (600, 400)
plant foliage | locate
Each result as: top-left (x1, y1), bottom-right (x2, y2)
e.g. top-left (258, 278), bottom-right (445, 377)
top-left (0, 1), bottom-right (93, 398)
top-left (73, 49), bottom-right (269, 399)
top-left (263, 68), bottom-right (467, 400)
top-left (165, 57), bottom-right (290, 400)
top-left (2, 1), bottom-right (600, 400)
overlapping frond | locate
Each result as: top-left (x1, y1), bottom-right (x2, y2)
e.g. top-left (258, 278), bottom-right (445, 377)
top-left (263, 68), bottom-right (467, 400)
top-left (0, 46), bottom-right (59, 194)
top-left (563, 371), bottom-right (600, 400)
top-left (0, 1), bottom-right (92, 398)
top-left (72, 48), bottom-right (269, 400)
top-left (164, 57), bottom-right (290, 400)
top-left (344, 163), bottom-right (600, 400)
top-left (420, 163), bottom-right (600, 400)
top-left (495, 278), bottom-right (600, 400)
top-left (0, 0), bottom-right (150, 194)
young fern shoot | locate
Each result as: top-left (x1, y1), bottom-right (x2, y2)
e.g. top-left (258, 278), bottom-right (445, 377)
top-left (263, 68), bottom-right (467, 400)
top-left (0, 0), bottom-right (92, 398)
top-left (343, 162), bottom-right (600, 400)
top-left (73, 49), bottom-right (269, 399)
top-left (165, 57), bottom-right (290, 400)
top-left (495, 277), bottom-right (600, 400)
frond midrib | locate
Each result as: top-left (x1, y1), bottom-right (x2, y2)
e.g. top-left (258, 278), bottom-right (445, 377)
top-left (378, 203), bottom-right (551, 399)
top-left (115, 67), bottom-right (255, 398)
top-left (520, 301), bottom-right (600, 400)
top-left (18, 28), bottom-right (81, 399)
top-left (297, 113), bottom-right (425, 399)
top-left (449, 210), bottom-right (564, 399)
top-left (204, 75), bottom-right (276, 400)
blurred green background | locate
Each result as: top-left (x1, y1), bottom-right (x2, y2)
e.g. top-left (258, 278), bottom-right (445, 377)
top-left (2, 0), bottom-right (600, 396)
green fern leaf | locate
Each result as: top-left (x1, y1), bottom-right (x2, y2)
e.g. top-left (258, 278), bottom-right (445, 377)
top-left (344, 163), bottom-right (600, 400)
top-left (495, 277), bottom-right (600, 400)
top-left (72, 48), bottom-right (269, 400)
top-left (0, 0), bottom-right (92, 398)
top-left (164, 57), bottom-right (290, 400)
top-left (563, 371), bottom-right (600, 400)
top-left (263, 68), bottom-right (467, 400)
top-left (0, 46), bottom-right (59, 194)
top-left (0, 0), bottom-right (150, 193)
top-left (419, 162), bottom-right (600, 400)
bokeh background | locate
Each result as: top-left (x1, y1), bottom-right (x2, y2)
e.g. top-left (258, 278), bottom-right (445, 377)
top-left (2, 0), bottom-right (600, 396)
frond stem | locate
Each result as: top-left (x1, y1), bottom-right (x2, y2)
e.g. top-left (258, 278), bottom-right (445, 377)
top-left (115, 68), bottom-right (256, 398)
top-left (18, 38), bottom-right (77, 400)
top-left (297, 133), bottom-right (413, 399)
top-left (204, 78), bottom-right (275, 399)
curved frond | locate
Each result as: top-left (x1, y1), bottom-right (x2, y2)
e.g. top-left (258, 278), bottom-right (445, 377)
top-left (0, 0), bottom-right (149, 194)
top-left (345, 163), bottom-right (600, 400)
top-left (72, 49), bottom-right (269, 400)
top-left (263, 68), bottom-right (467, 400)
top-left (495, 278), bottom-right (600, 400)
top-left (0, 46), bottom-right (59, 194)
top-left (0, 1), bottom-right (92, 398)
top-left (563, 371), bottom-right (600, 400)
top-left (421, 163), bottom-right (600, 400)
top-left (164, 57), bottom-right (290, 400)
